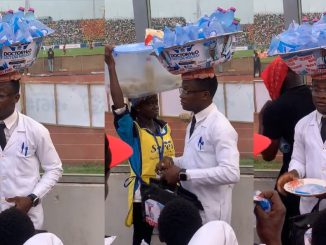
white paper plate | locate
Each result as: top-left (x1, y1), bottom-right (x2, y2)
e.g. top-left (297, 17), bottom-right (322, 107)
top-left (284, 178), bottom-right (326, 197)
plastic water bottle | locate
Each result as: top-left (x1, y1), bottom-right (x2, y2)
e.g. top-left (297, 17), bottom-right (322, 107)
top-left (25, 8), bottom-right (54, 38)
top-left (0, 10), bottom-right (15, 46)
top-left (16, 7), bottom-right (25, 18)
top-left (318, 12), bottom-right (326, 24)
top-left (175, 25), bottom-right (189, 45)
top-left (2, 9), bottom-right (14, 23)
top-left (317, 29), bottom-right (326, 46)
top-left (197, 28), bottom-right (206, 39)
top-left (25, 7), bottom-right (35, 21)
top-left (209, 7), bottom-right (225, 22)
top-left (225, 18), bottom-right (240, 33)
top-left (267, 36), bottom-right (281, 55)
top-left (152, 36), bottom-right (165, 55)
top-left (206, 17), bottom-right (225, 37)
top-left (223, 7), bottom-right (236, 27)
top-left (163, 27), bottom-right (175, 47)
top-left (196, 15), bottom-right (210, 28)
top-left (299, 18), bottom-right (318, 49)
top-left (11, 7), bottom-right (33, 43)
top-left (187, 24), bottom-right (200, 40)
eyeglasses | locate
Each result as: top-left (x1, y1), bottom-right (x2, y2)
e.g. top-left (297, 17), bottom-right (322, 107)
top-left (179, 88), bottom-right (206, 95)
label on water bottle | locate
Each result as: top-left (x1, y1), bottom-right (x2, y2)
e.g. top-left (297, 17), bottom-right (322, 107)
top-left (0, 37), bottom-right (43, 75)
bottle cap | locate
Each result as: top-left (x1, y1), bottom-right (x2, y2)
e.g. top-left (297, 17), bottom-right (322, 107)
top-left (229, 7), bottom-right (236, 12)
top-left (217, 7), bottom-right (224, 12)
top-left (28, 7), bottom-right (35, 13)
top-left (233, 18), bottom-right (240, 25)
top-left (6, 9), bottom-right (14, 14)
top-left (18, 6), bottom-right (25, 12)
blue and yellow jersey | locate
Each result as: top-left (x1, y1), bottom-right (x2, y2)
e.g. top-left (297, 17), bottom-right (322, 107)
top-left (113, 106), bottom-right (175, 226)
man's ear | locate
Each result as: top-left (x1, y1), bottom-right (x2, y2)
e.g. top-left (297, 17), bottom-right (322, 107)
top-left (14, 94), bottom-right (20, 103)
top-left (203, 91), bottom-right (211, 99)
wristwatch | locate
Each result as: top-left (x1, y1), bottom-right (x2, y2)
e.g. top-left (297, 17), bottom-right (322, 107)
top-left (27, 194), bottom-right (40, 207)
top-left (179, 168), bottom-right (188, 181)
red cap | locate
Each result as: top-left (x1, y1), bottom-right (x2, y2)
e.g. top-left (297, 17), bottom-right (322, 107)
top-left (28, 7), bottom-right (35, 13)
top-left (107, 134), bottom-right (133, 168)
top-left (7, 9), bottom-right (14, 14)
top-left (18, 6), bottom-right (25, 12)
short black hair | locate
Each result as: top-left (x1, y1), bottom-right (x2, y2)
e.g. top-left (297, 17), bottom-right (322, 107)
top-left (0, 207), bottom-right (35, 245)
top-left (10, 80), bottom-right (20, 94)
top-left (312, 209), bottom-right (326, 245)
top-left (193, 76), bottom-right (218, 98)
top-left (158, 198), bottom-right (202, 245)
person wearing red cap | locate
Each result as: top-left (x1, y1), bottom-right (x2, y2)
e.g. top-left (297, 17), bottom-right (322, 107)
top-left (0, 72), bottom-right (63, 230)
top-left (105, 46), bottom-right (175, 245)
top-left (258, 57), bottom-right (315, 244)
top-left (277, 74), bottom-right (326, 215)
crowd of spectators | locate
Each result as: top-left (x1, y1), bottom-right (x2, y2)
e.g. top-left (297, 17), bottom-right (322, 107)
top-left (40, 13), bottom-right (324, 48)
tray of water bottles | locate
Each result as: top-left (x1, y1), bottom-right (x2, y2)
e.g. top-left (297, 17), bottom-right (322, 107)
top-left (278, 46), bottom-right (326, 76)
top-left (0, 7), bottom-right (54, 75)
top-left (268, 15), bottom-right (326, 75)
top-left (150, 7), bottom-right (242, 75)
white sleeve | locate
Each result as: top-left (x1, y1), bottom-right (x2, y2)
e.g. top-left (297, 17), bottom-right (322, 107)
top-left (172, 156), bottom-right (183, 168)
top-left (114, 105), bottom-right (127, 115)
top-left (186, 123), bottom-right (240, 185)
top-left (32, 126), bottom-right (63, 198)
top-left (289, 121), bottom-right (306, 178)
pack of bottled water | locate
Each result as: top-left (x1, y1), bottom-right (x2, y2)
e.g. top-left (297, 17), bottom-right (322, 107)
top-left (268, 13), bottom-right (326, 56)
top-left (151, 6), bottom-right (241, 52)
top-left (0, 7), bottom-right (54, 48)
top-left (0, 7), bottom-right (54, 75)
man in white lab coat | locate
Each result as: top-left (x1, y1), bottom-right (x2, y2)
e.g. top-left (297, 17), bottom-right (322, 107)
top-left (157, 70), bottom-right (240, 224)
top-left (0, 72), bottom-right (63, 229)
top-left (277, 74), bottom-right (326, 214)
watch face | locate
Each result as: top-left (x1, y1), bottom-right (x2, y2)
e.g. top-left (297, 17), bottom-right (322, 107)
top-left (179, 173), bottom-right (187, 181)
top-left (33, 197), bottom-right (40, 207)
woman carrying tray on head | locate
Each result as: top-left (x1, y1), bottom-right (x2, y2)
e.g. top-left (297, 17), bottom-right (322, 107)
top-left (105, 45), bottom-right (175, 245)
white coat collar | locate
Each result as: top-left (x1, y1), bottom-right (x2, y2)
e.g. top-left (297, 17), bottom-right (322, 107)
top-left (308, 110), bottom-right (323, 127)
top-left (16, 112), bottom-right (26, 132)
top-left (315, 110), bottom-right (326, 128)
top-left (3, 110), bottom-right (18, 130)
top-left (194, 103), bottom-right (216, 125)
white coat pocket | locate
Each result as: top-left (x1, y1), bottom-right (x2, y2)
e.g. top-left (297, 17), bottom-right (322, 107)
top-left (16, 146), bottom-right (37, 176)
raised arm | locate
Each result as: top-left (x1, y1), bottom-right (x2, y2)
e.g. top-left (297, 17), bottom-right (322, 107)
top-left (105, 45), bottom-right (124, 109)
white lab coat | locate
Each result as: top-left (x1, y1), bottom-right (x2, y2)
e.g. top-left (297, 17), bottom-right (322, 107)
top-left (174, 104), bottom-right (240, 224)
top-left (23, 233), bottom-right (64, 245)
top-left (0, 112), bottom-right (63, 229)
top-left (289, 110), bottom-right (326, 214)
top-left (188, 220), bottom-right (238, 245)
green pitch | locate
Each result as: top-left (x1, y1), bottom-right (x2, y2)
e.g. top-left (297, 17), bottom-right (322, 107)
top-left (37, 47), bottom-right (104, 58)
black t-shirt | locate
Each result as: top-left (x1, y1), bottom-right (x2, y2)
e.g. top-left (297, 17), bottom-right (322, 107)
top-left (262, 85), bottom-right (315, 176)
